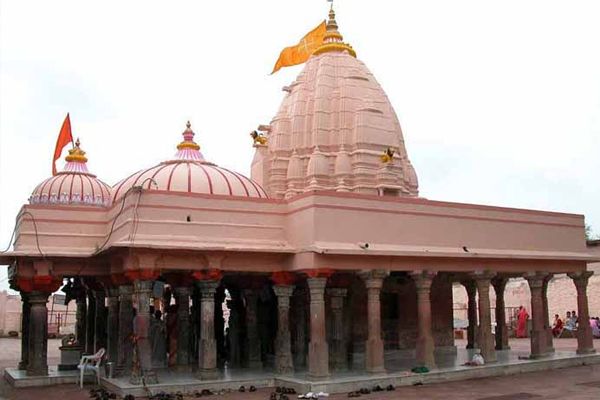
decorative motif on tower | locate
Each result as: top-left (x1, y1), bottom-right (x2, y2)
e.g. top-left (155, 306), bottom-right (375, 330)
top-left (251, 7), bottom-right (419, 199)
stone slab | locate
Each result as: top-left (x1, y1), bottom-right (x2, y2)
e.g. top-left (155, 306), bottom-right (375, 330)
top-left (99, 351), bottom-right (600, 397)
top-left (4, 366), bottom-right (95, 388)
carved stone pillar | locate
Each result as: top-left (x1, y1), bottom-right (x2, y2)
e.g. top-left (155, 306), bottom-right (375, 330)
top-left (94, 290), bottom-right (107, 353)
top-left (85, 290), bottom-right (96, 354)
top-left (174, 286), bottom-right (191, 366)
top-left (525, 272), bottom-right (548, 358)
top-left (359, 270), bottom-right (388, 373)
top-left (568, 271), bottom-right (596, 355)
top-left (132, 280), bottom-right (154, 381)
top-left (542, 275), bottom-right (554, 353)
top-left (307, 277), bottom-right (329, 379)
top-left (75, 288), bottom-right (87, 347)
top-left (197, 280), bottom-right (219, 380)
top-left (461, 280), bottom-right (478, 349)
top-left (106, 288), bottom-right (120, 364)
top-left (118, 285), bottom-right (134, 371)
top-left (243, 289), bottom-right (262, 369)
top-left (492, 277), bottom-right (510, 351)
top-left (293, 289), bottom-right (307, 368)
top-left (18, 294), bottom-right (30, 370)
top-left (26, 291), bottom-right (49, 376)
top-left (327, 288), bottom-right (348, 372)
top-left (473, 272), bottom-right (496, 363)
top-left (412, 271), bottom-right (436, 369)
top-left (273, 285), bottom-right (294, 374)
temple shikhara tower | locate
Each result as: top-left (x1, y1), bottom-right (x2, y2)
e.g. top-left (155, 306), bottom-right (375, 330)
top-left (252, 7), bottom-right (418, 198)
top-left (1, 5), bottom-right (598, 397)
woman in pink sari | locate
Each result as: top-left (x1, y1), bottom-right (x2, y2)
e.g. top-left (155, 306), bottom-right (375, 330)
top-left (516, 306), bottom-right (529, 338)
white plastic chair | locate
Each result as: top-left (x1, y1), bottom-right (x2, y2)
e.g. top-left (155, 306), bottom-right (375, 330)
top-left (77, 347), bottom-right (105, 388)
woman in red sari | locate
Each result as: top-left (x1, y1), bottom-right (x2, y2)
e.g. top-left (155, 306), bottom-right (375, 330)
top-left (516, 306), bottom-right (529, 338)
top-left (552, 314), bottom-right (564, 338)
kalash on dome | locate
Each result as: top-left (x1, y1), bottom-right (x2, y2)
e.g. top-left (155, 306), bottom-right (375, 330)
top-left (0, 3), bottom-right (596, 395)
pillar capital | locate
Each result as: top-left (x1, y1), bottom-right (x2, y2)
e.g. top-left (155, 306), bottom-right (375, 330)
top-left (173, 286), bottom-right (192, 297)
top-left (118, 284), bottom-right (134, 296)
top-left (358, 269), bottom-right (389, 283)
top-left (28, 291), bottom-right (50, 304)
top-left (411, 270), bottom-right (437, 292)
top-left (568, 271), bottom-right (594, 291)
top-left (326, 288), bottom-right (348, 298)
top-left (306, 277), bottom-right (328, 299)
top-left (470, 270), bottom-right (496, 283)
top-left (491, 276), bottom-right (509, 291)
top-left (196, 280), bottom-right (219, 297)
top-left (273, 285), bottom-right (295, 298)
top-left (525, 271), bottom-right (550, 291)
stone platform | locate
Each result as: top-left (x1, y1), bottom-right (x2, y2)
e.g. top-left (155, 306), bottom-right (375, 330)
top-left (100, 349), bottom-right (600, 397)
top-left (4, 366), bottom-right (95, 388)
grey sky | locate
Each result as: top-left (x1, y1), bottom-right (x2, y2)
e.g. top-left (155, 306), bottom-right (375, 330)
top-left (1, 0), bottom-right (599, 289)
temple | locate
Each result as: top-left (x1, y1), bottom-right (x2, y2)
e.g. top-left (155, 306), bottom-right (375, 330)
top-left (1, 6), bottom-right (598, 396)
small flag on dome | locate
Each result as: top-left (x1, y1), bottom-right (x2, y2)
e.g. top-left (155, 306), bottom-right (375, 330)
top-left (52, 113), bottom-right (74, 175)
top-left (271, 20), bottom-right (326, 74)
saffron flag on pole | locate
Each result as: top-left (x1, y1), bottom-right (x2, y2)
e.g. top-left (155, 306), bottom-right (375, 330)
top-left (271, 21), bottom-right (326, 74)
top-left (52, 113), bottom-right (74, 175)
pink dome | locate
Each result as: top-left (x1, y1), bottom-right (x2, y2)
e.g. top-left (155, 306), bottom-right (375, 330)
top-left (29, 139), bottom-right (111, 207)
top-left (111, 122), bottom-right (268, 203)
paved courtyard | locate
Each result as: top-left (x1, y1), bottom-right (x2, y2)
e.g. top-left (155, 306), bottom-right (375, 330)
top-left (1, 338), bottom-right (600, 399)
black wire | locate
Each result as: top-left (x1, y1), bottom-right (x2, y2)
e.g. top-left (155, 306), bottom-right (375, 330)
top-left (0, 210), bottom-right (44, 258)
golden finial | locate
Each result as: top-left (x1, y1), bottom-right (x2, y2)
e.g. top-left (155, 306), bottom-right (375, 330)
top-left (313, 2), bottom-right (356, 58)
top-left (65, 138), bottom-right (88, 163)
top-left (177, 120), bottom-right (200, 151)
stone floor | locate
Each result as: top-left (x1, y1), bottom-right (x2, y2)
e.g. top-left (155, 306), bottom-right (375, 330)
top-left (2, 338), bottom-right (600, 399)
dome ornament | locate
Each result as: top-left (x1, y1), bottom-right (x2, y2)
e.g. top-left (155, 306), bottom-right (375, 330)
top-left (65, 138), bottom-right (88, 163)
top-left (313, 1), bottom-right (356, 58)
top-left (177, 120), bottom-right (201, 151)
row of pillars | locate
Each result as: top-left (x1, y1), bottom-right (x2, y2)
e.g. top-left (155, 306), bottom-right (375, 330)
top-left (462, 271), bottom-right (595, 362)
top-left (17, 270), bottom-right (596, 379)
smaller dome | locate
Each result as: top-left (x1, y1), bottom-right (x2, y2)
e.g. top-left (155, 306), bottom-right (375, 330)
top-left (111, 122), bottom-right (269, 202)
top-left (29, 139), bottom-right (111, 207)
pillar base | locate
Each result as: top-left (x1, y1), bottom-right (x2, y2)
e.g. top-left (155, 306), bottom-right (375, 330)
top-left (365, 338), bottom-right (385, 374)
top-left (577, 348), bottom-right (597, 355)
top-left (197, 369), bottom-right (220, 380)
top-left (18, 362), bottom-right (27, 371)
top-left (308, 341), bottom-right (330, 380)
top-left (26, 366), bottom-right (48, 377)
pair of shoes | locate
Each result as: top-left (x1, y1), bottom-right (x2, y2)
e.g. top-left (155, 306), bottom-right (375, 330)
top-left (386, 385), bottom-right (395, 391)
top-left (124, 395), bottom-right (135, 400)
top-left (270, 392), bottom-right (278, 400)
top-left (298, 392), bottom-right (317, 399)
top-left (279, 388), bottom-right (295, 395)
top-left (201, 389), bottom-right (213, 396)
top-left (250, 386), bottom-right (257, 392)
top-left (358, 388), bottom-right (371, 395)
top-left (347, 392), bottom-right (361, 398)
top-left (412, 382), bottom-right (423, 387)
top-left (372, 385), bottom-right (383, 392)
top-left (240, 386), bottom-right (246, 393)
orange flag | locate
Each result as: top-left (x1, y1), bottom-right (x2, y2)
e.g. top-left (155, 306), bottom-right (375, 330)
top-left (271, 21), bottom-right (326, 74)
top-left (52, 113), bottom-right (74, 175)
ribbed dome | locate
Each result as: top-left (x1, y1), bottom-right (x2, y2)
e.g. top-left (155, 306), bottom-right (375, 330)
top-left (111, 122), bottom-right (268, 202)
top-left (29, 139), bottom-right (111, 207)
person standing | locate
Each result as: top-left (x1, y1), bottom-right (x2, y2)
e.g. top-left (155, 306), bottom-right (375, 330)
top-left (516, 306), bottom-right (529, 338)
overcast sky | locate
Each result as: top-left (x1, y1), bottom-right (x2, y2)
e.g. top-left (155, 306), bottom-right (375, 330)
top-left (1, 0), bottom-right (599, 290)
